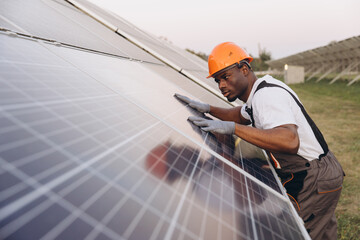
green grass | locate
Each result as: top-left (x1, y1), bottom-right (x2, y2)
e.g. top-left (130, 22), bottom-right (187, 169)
top-left (288, 78), bottom-right (360, 239)
top-left (337, 214), bottom-right (360, 240)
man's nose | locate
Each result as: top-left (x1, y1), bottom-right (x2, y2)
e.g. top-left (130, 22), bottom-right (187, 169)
top-left (218, 79), bottom-right (227, 89)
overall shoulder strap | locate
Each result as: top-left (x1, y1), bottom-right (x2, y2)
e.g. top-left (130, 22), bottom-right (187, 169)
top-left (249, 80), bottom-right (329, 157)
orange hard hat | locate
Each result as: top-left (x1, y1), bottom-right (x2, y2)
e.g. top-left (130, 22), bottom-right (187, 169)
top-left (207, 42), bottom-right (253, 78)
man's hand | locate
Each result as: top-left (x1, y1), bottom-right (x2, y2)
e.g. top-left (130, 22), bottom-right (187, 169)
top-left (175, 93), bottom-right (210, 113)
top-left (188, 116), bottom-right (235, 135)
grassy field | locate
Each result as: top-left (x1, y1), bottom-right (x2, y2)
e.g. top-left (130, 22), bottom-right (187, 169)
top-left (288, 78), bottom-right (360, 239)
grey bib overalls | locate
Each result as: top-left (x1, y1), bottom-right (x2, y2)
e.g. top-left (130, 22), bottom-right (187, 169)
top-left (246, 80), bottom-right (344, 240)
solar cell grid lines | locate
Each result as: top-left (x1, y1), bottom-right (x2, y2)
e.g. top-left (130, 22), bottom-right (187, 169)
top-left (0, 0), bottom-right (161, 63)
top-left (0, 0), bottom-right (310, 239)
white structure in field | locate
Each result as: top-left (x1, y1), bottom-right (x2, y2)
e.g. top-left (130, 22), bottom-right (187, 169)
top-left (284, 65), bottom-right (304, 84)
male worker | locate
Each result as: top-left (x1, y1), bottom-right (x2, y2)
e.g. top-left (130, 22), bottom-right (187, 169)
top-left (175, 42), bottom-right (344, 240)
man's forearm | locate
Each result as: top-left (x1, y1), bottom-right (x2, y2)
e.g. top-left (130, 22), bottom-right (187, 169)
top-left (234, 123), bottom-right (300, 154)
top-left (209, 106), bottom-right (250, 125)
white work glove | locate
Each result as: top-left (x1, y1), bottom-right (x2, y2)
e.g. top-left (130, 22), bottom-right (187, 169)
top-left (188, 116), bottom-right (235, 135)
top-left (175, 93), bottom-right (210, 113)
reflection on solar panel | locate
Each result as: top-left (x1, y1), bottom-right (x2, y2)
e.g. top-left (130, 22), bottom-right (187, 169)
top-left (0, 0), bottom-right (310, 239)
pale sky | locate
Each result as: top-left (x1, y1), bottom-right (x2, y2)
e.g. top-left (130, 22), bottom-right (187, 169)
top-left (87, 0), bottom-right (360, 59)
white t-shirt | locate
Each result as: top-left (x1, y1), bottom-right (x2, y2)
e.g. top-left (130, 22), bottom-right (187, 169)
top-left (244, 75), bottom-right (324, 161)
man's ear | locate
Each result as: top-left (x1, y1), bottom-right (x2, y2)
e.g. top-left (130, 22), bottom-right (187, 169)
top-left (241, 64), bottom-right (249, 76)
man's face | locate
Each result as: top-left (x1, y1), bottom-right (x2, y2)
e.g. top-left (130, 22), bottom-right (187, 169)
top-left (213, 65), bottom-right (249, 102)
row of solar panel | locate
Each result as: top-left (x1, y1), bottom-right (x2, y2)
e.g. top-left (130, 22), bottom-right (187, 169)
top-left (0, 0), bottom-right (309, 239)
top-left (0, 0), bottom-right (231, 102)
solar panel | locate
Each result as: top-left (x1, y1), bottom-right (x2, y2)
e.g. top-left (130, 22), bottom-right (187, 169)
top-left (67, 0), bottom-right (242, 105)
top-left (0, 0), bottom-right (161, 63)
top-left (0, 1), bottom-right (310, 239)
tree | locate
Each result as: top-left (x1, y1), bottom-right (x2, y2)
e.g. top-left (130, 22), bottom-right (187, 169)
top-left (251, 47), bottom-right (272, 71)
